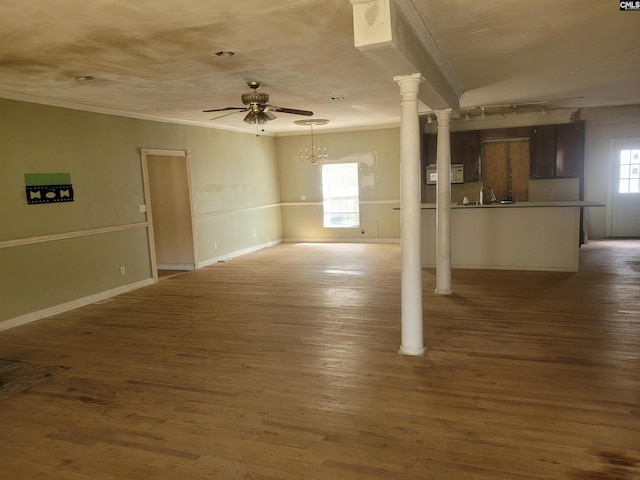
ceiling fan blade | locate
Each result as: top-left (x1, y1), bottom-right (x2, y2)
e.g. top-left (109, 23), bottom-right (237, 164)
top-left (270, 106), bottom-right (313, 116)
top-left (209, 110), bottom-right (246, 121)
top-left (202, 106), bottom-right (247, 113)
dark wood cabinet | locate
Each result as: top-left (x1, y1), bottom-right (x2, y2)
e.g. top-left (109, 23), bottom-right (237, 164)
top-left (423, 133), bottom-right (438, 166)
top-left (530, 122), bottom-right (584, 179)
top-left (479, 127), bottom-right (533, 142)
top-left (462, 131), bottom-right (480, 182)
top-left (532, 125), bottom-right (557, 178)
top-left (555, 122), bottom-right (584, 178)
top-left (450, 132), bottom-right (463, 164)
top-left (423, 131), bottom-right (480, 183)
top-left (421, 122), bottom-right (582, 183)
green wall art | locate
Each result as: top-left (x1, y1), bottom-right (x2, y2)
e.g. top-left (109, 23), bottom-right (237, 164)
top-left (24, 173), bottom-right (74, 204)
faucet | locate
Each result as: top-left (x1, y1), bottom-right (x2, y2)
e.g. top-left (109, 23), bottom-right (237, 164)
top-left (479, 185), bottom-right (496, 205)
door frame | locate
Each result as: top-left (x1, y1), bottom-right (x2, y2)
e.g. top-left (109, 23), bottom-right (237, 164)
top-left (140, 148), bottom-right (197, 282)
top-left (607, 138), bottom-right (640, 237)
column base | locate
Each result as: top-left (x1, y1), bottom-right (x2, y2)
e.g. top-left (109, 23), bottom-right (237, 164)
top-left (435, 288), bottom-right (453, 295)
top-left (398, 345), bottom-right (426, 356)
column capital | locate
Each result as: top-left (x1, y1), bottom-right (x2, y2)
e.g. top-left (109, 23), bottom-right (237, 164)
top-left (435, 108), bottom-right (452, 126)
top-left (393, 72), bottom-right (424, 86)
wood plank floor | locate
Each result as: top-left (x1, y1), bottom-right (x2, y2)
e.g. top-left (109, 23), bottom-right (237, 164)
top-left (0, 240), bottom-right (638, 479)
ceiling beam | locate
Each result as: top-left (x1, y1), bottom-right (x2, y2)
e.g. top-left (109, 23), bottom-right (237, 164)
top-left (350, 0), bottom-right (461, 114)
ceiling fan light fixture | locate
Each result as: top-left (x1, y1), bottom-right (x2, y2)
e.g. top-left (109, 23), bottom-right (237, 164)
top-left (243, 111), bottom-right (271, 124)
top-left (205, 81), bottom-right (313, 126)
top-left (256, 112), bottom-right (270, 124)
top-left (242, 92), bottom-right (269, 105)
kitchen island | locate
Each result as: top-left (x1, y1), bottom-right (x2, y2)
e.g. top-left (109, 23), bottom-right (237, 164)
top-left (420, 201), bottom-right (604, 272)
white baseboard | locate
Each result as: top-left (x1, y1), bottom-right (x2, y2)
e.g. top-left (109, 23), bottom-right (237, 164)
top-left (157, 264), bottom-right (195, 271)
top-left (282, 238), bottom-right (400, 244)
top-left (197, 239), bottom-right (282, 268)
top-left (0, 278), bottom-right (155, 332)
top-left (2, 240), bottom-right (287, 332)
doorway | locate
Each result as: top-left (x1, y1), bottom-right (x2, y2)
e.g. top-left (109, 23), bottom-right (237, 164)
top-left (141, 149), bottom-right (196, 280)
top-left (611, 141), bottom-right (640, 237)
top-left (482, 139), bottom-right (530, 203)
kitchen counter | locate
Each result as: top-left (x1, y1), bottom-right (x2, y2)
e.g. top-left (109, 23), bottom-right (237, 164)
top-left (419, 200), bottom-right (604, 209)
top-left (418, 201), bottom-right (604, 272)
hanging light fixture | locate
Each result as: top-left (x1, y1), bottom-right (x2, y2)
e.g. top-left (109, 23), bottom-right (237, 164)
top-left (295, 119), bottom-right (329, 166)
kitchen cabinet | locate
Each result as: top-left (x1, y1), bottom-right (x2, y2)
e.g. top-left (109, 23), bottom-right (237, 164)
top-left (422, 122), bottom-right (583, 183)
top-left (462, 131), bottom-right (480, 182)
top-left (555, 122), bottom-right (584, 178)
top-left (532, 125), bottom-right (557, 178)
top-left (450, 132), bottom-right (463, 164)
top-left (423, 133), bottom-right (438, 166)
top-left (531, 122), bottom-right (584, 179)
top-left (423, 131), bottom-right (480, 183)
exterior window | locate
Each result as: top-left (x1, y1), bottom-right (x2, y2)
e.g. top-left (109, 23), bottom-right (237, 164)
top-left (619, 149), bottom-right (640, 193)
top-left (322, 162), bottom-right (360, 228)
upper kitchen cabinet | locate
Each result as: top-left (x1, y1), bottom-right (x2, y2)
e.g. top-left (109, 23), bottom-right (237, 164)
top-left (555, 122), bottom-right (584, 178)
top-left (423, 133), bottom-right (438, 166)
top-left (423, 131), bottom-right (480, 182)
top-left (531, 122), bottom-right (585, 179)
top-left (421, 121), bottom-right (583, 183)
top-left (532, 125), bottom-right (557, 178)
top-left (461, 131), bottom-right (480, 182)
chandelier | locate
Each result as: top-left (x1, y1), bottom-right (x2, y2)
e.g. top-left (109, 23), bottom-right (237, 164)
top-left (295, 119), bottom-right (329, 165)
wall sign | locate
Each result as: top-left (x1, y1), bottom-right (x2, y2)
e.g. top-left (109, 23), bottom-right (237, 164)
top-left (24, 173), bottom-right (74, 204)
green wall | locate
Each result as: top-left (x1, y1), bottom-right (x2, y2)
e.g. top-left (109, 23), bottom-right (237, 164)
top-left (2, 96), bottom-right (636, 326)
top-left (0, 98), bottom-right (281, 324)
top-left (276, 127), bottom-right (401, 241)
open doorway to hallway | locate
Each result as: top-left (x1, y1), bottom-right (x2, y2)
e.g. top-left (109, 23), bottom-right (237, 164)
top-left (140, 149), bottom-right (196, 281)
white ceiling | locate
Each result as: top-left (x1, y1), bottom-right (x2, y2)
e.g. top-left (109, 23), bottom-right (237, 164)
top-left (1, 0), bottom-right (639, 135)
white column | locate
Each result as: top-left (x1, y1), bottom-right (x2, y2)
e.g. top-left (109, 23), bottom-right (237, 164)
top-left (435, 109), bottom-right (453, 295)
top-left (394, 73), bottom-right (425, 356)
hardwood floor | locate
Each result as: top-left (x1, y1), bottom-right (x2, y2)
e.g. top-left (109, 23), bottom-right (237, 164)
top-left (0, 240), bottom-right (638, 479)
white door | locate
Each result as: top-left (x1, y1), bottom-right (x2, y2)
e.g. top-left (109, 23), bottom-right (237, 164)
top-left (611, 143), bottom-right (640, 237)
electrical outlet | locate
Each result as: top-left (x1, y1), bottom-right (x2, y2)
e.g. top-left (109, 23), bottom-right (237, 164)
top-left (252, 228), bottom-right (257, 239)
top-left (119, 266), bottom-right (126, 275)
top-left (361, 229), bottom-right (365, 235)
top-left (213, 242), bottom-right (218, 250)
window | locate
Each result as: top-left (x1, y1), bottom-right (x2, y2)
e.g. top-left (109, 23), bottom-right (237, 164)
top-left (619, 149), bottom-right (640, 193)
top-left (322, 162), bottom-right (360, 228)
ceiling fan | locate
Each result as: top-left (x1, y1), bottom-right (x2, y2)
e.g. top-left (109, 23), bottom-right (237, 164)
top-left (203, 81), bottom-right (313, 124)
